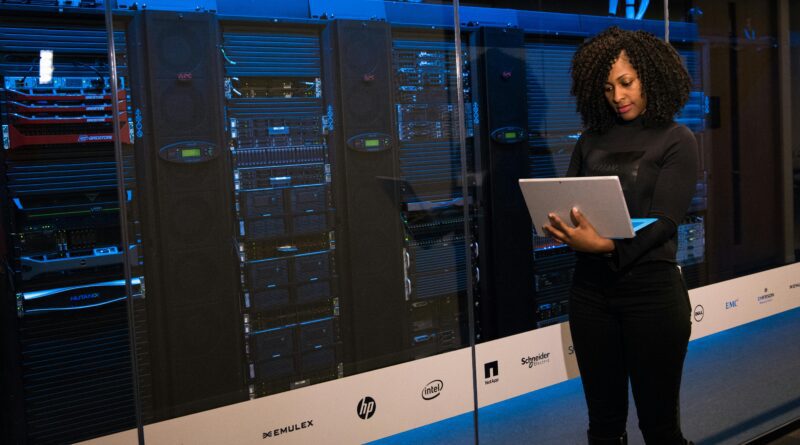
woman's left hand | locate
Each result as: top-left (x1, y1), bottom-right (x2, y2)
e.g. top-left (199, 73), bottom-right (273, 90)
top-left (541, 207), bottom-right (615, 254)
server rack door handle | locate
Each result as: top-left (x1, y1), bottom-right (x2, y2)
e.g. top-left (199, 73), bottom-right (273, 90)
top-left (220, 47), bottom-right (237, 65)
top-left (403, 249), bottom-right (411, 301)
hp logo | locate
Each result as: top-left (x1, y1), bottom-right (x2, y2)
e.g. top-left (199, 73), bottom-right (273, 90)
top-left (357, 396), bottom-right (376, 420)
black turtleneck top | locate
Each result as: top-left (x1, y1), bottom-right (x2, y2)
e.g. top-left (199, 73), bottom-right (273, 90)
top-left (566, 117), bottom-right (699, 272)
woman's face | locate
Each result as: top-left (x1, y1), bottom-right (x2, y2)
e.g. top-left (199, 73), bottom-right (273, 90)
top-left (604, 50), bottom-right (646, 121)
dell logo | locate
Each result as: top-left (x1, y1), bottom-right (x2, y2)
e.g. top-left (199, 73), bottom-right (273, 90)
top-left (422, 380), bottom-right (444, 400)
top-left (694, 305), bottom-right (704, 322)
top-left (356, 396), bottom-right (376, 420)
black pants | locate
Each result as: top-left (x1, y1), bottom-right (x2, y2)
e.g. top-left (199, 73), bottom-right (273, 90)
top-left (569, 261), bottom-right (692, 445)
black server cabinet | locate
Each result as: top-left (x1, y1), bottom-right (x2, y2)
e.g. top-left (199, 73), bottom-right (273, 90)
top-left (322, 20), bottom-right (407, 373)
top-left (220, 23), bottom-right (341, 397)
top-left (0, 16), bottom-right (139, 444)
top-left (127, 11), bottom-right (246, 419)
top-left (472, 27), bottom-right (536, 339)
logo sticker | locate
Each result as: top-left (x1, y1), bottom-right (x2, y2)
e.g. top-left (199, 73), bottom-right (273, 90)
top-left (484, 361), bottom-right (499, 385)
top-left (356, 396), bottom-right (376, 420)
top-left (693, 305), bottom-right (704, 322)
top-left (422, 380), bottom-right (444, 401)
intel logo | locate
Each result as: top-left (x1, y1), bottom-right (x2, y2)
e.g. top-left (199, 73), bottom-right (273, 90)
top-left (421, 380), bottom-right (444, 400)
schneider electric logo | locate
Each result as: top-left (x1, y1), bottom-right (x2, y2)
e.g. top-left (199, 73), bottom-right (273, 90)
top-left (484, 361), bottom-right (499, 385)
top-left (521, 352), bottom-right (551, 368)
top-left (262, 420), bottom-right (313, 439)
top-left (356, 396), bottom-right (376, 420)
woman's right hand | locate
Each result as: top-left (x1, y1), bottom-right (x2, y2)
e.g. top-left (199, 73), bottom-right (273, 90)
top-left (542, 207), bottom-right (615, 254)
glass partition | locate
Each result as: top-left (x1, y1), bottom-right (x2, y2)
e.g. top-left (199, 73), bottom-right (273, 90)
top-left (1, 0), bottom-right (798, 444)
top-left (457, 0), bottom-right (800, 444)
top-left (109, 0), bottom-right (479, 443)
top-left (791, 0), bottom-right (800, 261)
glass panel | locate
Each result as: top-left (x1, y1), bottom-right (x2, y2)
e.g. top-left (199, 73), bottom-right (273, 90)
top-left (0, 3), bottom-right (140, 444)
top-left (4, 0), bottom-right (796, 442)
top-left (458, 0), bottom-right (800, 444)
top-left (107, 0), bottom-right (478, 443)
top-left (794, 0), bottom-right (800, 260)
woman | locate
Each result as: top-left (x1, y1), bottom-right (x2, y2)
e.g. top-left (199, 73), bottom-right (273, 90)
top-left (542, 27), bottom-right (698, 445)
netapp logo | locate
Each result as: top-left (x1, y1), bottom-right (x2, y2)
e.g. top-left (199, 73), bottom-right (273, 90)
top-left (262, 420), bottom-right (313, 439)
top-left (757, 288), bottom-right (775, 305)
top-left (693, 305), bottom-right (704, 322)
top-left (521, 352), bottom-right (551, 368)
top-left (725, 299), bottom-right (739, 310)
top-left (422, 380), bottom-right (444, 400)
top-left (484, 361), bottom-right (499, 385)
top-left (356, 396), bottom-right (376, 420)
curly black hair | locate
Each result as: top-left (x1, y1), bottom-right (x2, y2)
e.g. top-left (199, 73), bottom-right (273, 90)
top-left (571, 26), bottom-right (692, 133)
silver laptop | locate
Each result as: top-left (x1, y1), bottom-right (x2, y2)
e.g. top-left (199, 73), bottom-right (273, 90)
top-left (518, 176), bottom-right (656, 239)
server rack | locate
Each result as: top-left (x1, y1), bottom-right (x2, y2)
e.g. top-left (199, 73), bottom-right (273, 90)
top-left (321, 19), bottom-right (409, 374)
top-left (220, 23), bottom-right (341, 397)
top-left (469, 27), bottom-right (536, 339)
top-left (125, 11), bottom-right (247, 419)
top-left (674, 47), bottom-right (710, 289)
top-left (390, 29), bottom-right (473, 357)
top-left (0, 16), bottom-right (140, 444)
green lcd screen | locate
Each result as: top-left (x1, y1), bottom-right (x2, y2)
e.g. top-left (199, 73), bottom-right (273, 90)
top-left (181, 148), bottom-right (202, 158)
top-left (504, 132), bottom-right (517, 139)
top-left (364, 139), bottom-right (380, 148)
